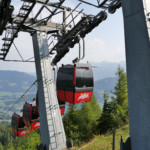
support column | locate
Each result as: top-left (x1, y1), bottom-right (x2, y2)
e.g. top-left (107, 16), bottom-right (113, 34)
top-left (32, 32), bottom-right (66, 150)
top-left (121, 0), bottom-right (150, 149)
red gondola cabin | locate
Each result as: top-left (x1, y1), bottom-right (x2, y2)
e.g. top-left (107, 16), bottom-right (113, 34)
top-left (23, 103), bottom-right (40, 130)
top-left (57, 63), bottom-right (94, 104)
top-left (11, 113), bottom-right (31, 137)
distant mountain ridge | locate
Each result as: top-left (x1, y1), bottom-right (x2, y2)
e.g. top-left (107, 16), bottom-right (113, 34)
top-left (0, 70), bottom-right (36, 92)
top-left (94, 77), bottom-right (116, 92)
top-left (92, 61), bottom-right (126, 81)
top-left (94, 77), bottom-right (116, 104)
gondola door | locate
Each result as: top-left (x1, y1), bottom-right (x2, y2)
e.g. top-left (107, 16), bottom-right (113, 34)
top-left (31, 106), bottom-right (40, 130)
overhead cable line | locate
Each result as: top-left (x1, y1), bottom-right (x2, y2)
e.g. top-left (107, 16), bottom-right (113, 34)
top-left (4, 60), bottom-right (34, 62)
top-left (25, 56), bottom-right (35, 62)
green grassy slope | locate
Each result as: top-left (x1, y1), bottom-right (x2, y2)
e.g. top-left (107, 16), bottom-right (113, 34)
top-left (76, 125), bottom-right (129, 150)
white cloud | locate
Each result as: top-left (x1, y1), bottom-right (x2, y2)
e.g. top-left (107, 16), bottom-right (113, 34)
top-left (82, 38), bottom-right (125, 63)
top-left (56, 37), bottom-right (125, 66)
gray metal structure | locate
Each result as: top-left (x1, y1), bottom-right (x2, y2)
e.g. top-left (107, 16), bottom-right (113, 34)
top-left (32, 32), bottom-right (66, 150)
top-left (0, 0), bottom-right (70, 149)
top-left (121, 0), bottom-right (150, 149)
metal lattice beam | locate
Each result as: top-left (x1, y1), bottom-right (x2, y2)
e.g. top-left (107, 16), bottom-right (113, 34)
top-left (0, 0), bottom-right (36, 60)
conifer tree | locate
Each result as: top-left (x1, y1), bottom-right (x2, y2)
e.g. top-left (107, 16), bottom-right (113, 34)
top-left (113, 66), bottom-right (128, 106)
top-left (63, 94), bottom-right (102, 142)
top-left (4, 137), bottom-right (15, 150)
top-left (98, 66), bottom-right (128, 134)
top-left (112, 66), bottom-right (128, 125)
top-left (63, 104), bottom-right (80, 140)
top-left (0, 142), bottom-right (3, 150)
top-left (78, 94), bottom-right (102, 140)
top-left (98, 91), bottom-right (115, 134)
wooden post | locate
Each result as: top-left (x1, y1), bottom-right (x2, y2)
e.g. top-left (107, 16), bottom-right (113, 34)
top-left (112, 129), bottom-right (115, 150)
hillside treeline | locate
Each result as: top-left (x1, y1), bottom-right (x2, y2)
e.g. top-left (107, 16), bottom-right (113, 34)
top-left (0, 66), bottom-right (128, 149)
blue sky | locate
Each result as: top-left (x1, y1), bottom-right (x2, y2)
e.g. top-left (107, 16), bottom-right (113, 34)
top-left (0, 0), bottom-right (149, 73)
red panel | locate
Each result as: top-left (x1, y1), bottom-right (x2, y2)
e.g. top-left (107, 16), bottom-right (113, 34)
top-left (60, 107), bottom-right (65, 116)
top-left (65, 91), bottom-right (74, 103)
top-left (31, 121), bottom-right (40, 130)
top-left (58, 90), bottom-right (93, 104)
top-left (74, 91), bottom-right (93, 104)
top-left (18, 129), bottom-right (31, 137)
top-left (57, 90), bottom-right (65, 101)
